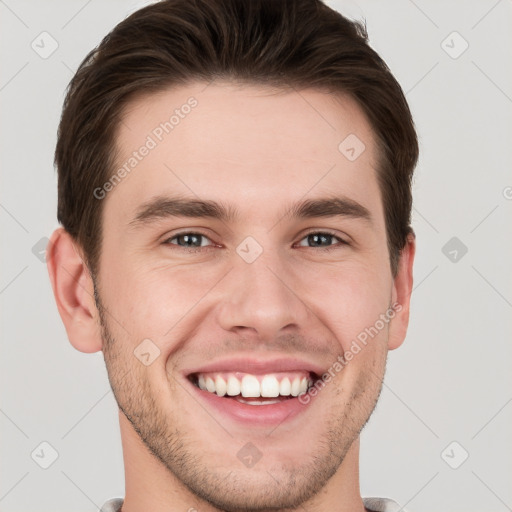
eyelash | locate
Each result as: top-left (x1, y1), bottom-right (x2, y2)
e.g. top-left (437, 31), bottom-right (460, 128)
top-left (163, 230), bottom-right (349, 253)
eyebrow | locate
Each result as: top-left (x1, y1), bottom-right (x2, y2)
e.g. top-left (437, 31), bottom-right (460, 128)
top-left (128, 194), bottom-right (372, 228)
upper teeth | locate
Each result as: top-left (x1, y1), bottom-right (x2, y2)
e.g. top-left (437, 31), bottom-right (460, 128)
top-left (196, 372), bottom-right (313, 398)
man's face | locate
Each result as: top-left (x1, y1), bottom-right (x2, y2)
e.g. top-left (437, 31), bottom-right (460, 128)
top-left (96, 82), bottom-right (400, 509)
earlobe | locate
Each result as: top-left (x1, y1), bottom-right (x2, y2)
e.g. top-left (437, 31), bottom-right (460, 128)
top-left (46, 227), bottom-right (103, 353)
top-left (387, 231), bottom-right (416, 351)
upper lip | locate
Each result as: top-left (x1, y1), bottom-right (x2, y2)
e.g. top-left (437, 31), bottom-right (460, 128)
top-left (183, 356), bottom-right (325, 379)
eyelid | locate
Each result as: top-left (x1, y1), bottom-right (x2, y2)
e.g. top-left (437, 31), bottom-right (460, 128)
top-left (163, 229), bottom-right (350, 251)
top-left (295, 229), bottom-right (350, 248)
top-left (163, 230), bottom-right (216, 247)
top-left (300, 228), bottom-right (348, 241)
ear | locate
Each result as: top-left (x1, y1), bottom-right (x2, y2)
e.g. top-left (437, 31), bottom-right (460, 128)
top-left (46, 227), bottom-right (103, 353)
top-left (387, 231), bottom-right (416, 350)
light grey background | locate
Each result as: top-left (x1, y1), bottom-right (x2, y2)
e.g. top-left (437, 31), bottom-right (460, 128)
top-left (1, 1), bottom-right (511, 511)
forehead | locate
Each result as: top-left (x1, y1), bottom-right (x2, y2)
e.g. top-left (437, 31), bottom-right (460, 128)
top-left (106, 81), bottom-right (383, 228)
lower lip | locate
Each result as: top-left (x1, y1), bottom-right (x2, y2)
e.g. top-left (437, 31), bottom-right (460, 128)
top-left (188, 379), bottom-right (316, 427)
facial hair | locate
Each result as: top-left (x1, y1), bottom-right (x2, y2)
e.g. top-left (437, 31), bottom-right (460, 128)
top-left (94, 280), bottom-right (387, 512)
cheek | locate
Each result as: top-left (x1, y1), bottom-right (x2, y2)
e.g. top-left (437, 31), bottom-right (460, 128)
top-left (294, 261), bottom-right (392, 350)
top-left (300, 269), bottom-right (391, 373)
top-left (101, 240), bottom-right (392, 353)
top-left (101, 258), bottom-right (221, 340)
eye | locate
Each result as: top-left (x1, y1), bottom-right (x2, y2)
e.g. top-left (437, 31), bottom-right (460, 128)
top-left (162, 230), bottom-right (349, 253)
top-left (295, 231), bottom-right (349, 251)
top-left (163, 232), bottom-right (214, 250)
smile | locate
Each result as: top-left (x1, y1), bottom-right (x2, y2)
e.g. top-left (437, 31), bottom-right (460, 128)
top-left (184, 361), bottom-right (323, 426)
top-left (190, 371), bottom-right (316, 404)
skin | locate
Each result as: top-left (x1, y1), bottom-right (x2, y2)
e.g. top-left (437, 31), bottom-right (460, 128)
top-left (47, 81), bottom-right (415, 512)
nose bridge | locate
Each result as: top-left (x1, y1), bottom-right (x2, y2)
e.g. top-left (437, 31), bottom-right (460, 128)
top-left (216, 237), bottom-right (307, 339)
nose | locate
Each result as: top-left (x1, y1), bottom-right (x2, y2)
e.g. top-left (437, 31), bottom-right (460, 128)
top-left (216, 248), bottom-right (310, 342)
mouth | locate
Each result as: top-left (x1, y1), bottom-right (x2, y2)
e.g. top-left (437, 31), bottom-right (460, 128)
top-left (184, 361), bottom-right (323, 426)
top-left (188, 371), bottom-right (318, 404)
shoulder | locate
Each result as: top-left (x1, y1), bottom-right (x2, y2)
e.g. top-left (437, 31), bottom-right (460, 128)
top-left (99, 497), bottom-right (124, 512)
top-left (363, 497), bottom-right (409, 512)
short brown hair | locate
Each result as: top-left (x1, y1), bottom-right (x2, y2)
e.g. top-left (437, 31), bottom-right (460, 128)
top-left (55, 0), bottom-right (418, 278)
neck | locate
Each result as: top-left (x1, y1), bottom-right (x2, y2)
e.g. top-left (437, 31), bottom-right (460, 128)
top-left (118, 410), bottom-right (368, 512)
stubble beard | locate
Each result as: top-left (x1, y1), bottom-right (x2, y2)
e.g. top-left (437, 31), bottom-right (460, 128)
top-left (95, 285), bottom-right (386, 512)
